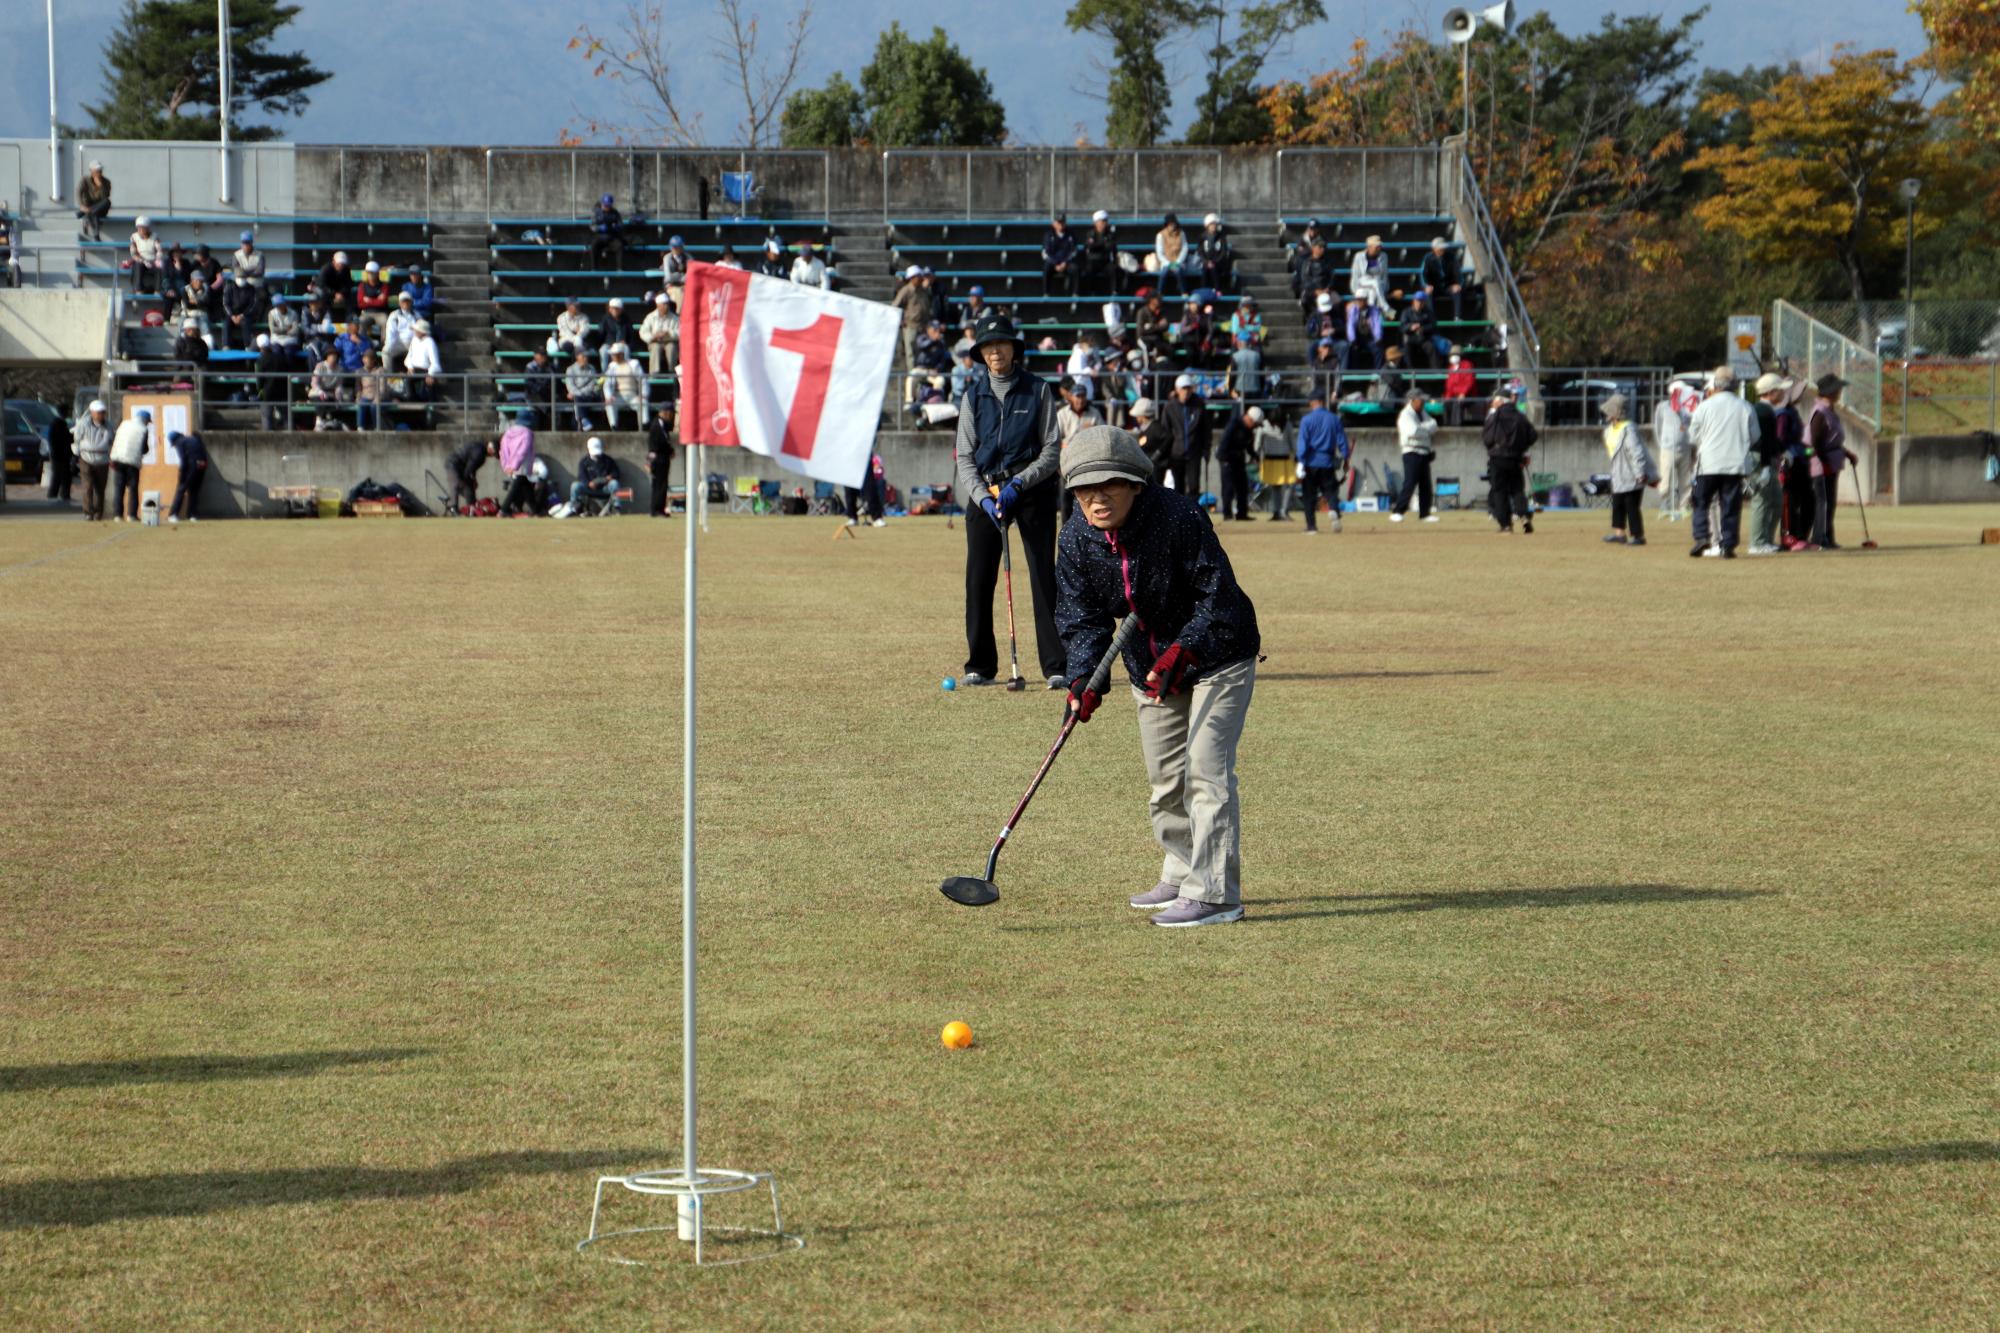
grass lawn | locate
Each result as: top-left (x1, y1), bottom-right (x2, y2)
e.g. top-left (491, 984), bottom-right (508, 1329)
top-left (2, 500), bottom-right (1997, 1327)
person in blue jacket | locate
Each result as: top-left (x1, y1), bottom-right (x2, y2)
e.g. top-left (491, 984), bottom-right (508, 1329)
top-left (1294, 390), bottom-right (1351, 534)
top-left (1056, 425), bottom-right (1261, 927)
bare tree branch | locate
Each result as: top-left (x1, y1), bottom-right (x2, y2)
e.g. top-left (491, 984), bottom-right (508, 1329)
top-left (715, 0), bottom-right (812, 148)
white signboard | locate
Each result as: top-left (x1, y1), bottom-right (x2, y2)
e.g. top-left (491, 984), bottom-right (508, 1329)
top-left (1728, 315), bottom-right (1763, 381)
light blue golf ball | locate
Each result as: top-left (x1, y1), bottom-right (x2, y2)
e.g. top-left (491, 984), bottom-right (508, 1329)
top-left (941, 676), bottom-right (957, 691)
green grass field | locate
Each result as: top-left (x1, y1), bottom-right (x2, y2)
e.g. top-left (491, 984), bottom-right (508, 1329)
top-left (3, 502), bottom-right (1997, 1327)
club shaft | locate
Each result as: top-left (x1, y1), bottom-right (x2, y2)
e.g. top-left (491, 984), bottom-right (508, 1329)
top-left (1000, 520), bottom-right (1020, 679)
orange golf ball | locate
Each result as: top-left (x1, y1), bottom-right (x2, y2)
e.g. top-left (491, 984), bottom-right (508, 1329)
top-left (940, 1021), bottom-right (973, 1050)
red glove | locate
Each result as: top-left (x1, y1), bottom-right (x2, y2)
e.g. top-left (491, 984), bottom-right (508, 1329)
top-left (1143, 644), bottom-right (1196, 700)
top-left (1067, 677), bottom-right (1101, 723)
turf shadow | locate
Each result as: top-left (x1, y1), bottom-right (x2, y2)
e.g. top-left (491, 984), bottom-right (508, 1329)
top-left (1783, 1141), bottom-right (2000, 1168)
top-left (0, 1149), bottom-right (659, 1230)
top-left (0, 1048), bottom-right (430, 1094)
top-left (1247, 883), bottom-right (1769, 921)
top-left (1255, 669), bottom-right (1498, 682)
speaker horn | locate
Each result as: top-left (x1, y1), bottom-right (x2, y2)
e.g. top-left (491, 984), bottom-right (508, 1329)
top-left (1479, 0), bottom-right (1515, 33)
top-left (1443, 7), bottom-right (1476, 43)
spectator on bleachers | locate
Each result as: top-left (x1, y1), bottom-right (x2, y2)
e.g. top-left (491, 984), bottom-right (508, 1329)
top-left (256, 334), bottom-right (292, 428)
top-left (661, 236), bottom-right (690, 306)
top-left (1081, 209), bottom-right (1119, 296)
top-left (591, 194), bottom-right (626, 269)
top-left (1058, 375), bottom-right (1103, 446)
top-left (77, 161), bottom-right (112, 241)
top-left (192, 244), bottom-right (225, 319)
top-left (950, 339), bottom-right (980, 406)
top-left (174, 317), bottom-right (210, 369)
top-left (174, 273), bottom-right (214, 341)
top-left (401, 266), bottom-right (434, 323)
top-left (956, 285), bottom-right (991, 336)
top-left (1227, 297), bottom-right (1265, 396)
top-left (308, 348), bottom-right (344, 406)
top-left (165, 243), bottom-right (195, 294)
top-left (231, 231), bottom-right (265, 288)
top-left (1310, 327), bottom-right (1343, 391)
top-left (447, 438), bottom-right (496, 512)
top-left (76, 401), bottom-right (112, 519)
top-left (264, 292), bottom-right (299, 353)
top-left (1177, 293), bottom-right (1218, 372)
top-left (593, 297), bottom-right (636, 369)
top-left (756, 238), bottom-right (788, 279)
top-left (1042, 212), bottom-right (1079, 297)
top-left (1199, 214), bottom-right (1236, 293)
top-left (646, 397), bottom-right (677, 518)
top-left (1216, 403), bottom-right (1262, 521)
top-left (1288, 217), bottom-right (1325, 298)
top-left (520, 346), bottom-right (559, 428)
top-left (1421, 238), bottom-right (1464, 322)
top-left (1166, 374), bottom-right (1211, 495)
top-left (1351, 235), bottom-right (1394, 314)
top-left (565, 348), bottom-right (604, 430)
top-left (1153, 213), bottom-right (1194, 296)
top-left (1297, 236), bottom-right (1340, 317)
top-left (641, 293), bottom-right (679, 375)
top-left (109, 408), bottom-right (149, 522)
top-left (403, 320), bottom-right (441, 396)
top-left (316, 251), bottom-right (354, 313)
top-left (561, 437), bottom-right (622, 516)
top-left (129, 217), bottom-right (166, 295)
top-left (1443, 350), bottom-right (1479, 426)
top-left (336, 321), bottom-right (373, 375)
top-left (355, 350), bottom-right (393, 430)
top-left (300, 294), bottom-right (336, 360)
top-left (1065, 331), bottom-right (1105, 401)
top-left (223, 274), bottom-right (262, 351)
top-left (1376, 343), bottom-right (1410, 403)
top-left (314, 407), bottom-right (348, 432)
top-left (1400, 291), bottom-right (1439, 371)
top-left (1135, 289), bottom-right (1173, 368)
top-left (382, 293), bottom-right (420, 371)
top-left (715, 244), bottom-right (743, 270)
top-left (1345, 294), bottom-right (1384, 370)
top-left (1305, 291), bottom-right (1342, 350)
top-left (356, 261), bottom-right (391, 315)
top-left (556, 296), bottom-right (591, 358)
top-left (892, 265), bottom-right (934, 385)
top-left (912, 319), bottom-right (953, 406)
top-left (790, 241), bottom-right (828, 289)
top-left (603, 344), bottom-right (646, 428)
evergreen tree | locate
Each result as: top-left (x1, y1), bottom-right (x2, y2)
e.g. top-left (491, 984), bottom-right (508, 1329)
top-left (781, 73), bottom-right (867, 148)
top-left (82, 0), bottom-right (329, 142)
top-left (781, 26), bottom-right (1006, 148)
top-left (1066, 0), bottom-right (1201, 147)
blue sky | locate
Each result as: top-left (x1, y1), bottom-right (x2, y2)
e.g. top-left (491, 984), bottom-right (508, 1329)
top-left (0, 1), bottom-right (1931, 147)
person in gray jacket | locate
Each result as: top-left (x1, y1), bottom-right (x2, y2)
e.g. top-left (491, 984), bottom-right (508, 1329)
top-left (954, 312), bottom-right (1065, 688)
top-left (75, 400), bottom-right (114, 520)
top-left (1653, 382), bottom-right (1695, 521)
top-left (1600, 393), bottom-right (1657, 546)
top-left (1687, 367), bottom-right (1756, 558)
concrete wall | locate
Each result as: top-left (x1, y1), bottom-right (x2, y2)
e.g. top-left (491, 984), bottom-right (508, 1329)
top-left (187, 425), bottom-right (1621, 519)
top-left (0, 289), bottom-right (109, 364)
top-left (1894, 433), bottom-right (2000, 504)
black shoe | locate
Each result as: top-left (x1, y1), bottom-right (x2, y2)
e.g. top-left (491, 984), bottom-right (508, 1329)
top-left (1689, 545), bottom-right (1705, 558)
top-left (1522, 518), bottom-right (1534, 534)
top-left (1721, 548), bottom-right (1737, 559)
top-left (1601, 533), bottom-right (1626, 543)
top-left (1627, 537), bottom-right (1647, 546)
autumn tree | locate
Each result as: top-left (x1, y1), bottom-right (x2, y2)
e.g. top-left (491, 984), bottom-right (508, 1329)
top-left (1686, 49), bottom-right (1957, 310)
top-left (1914, 0), bottom-right (2000, 138)
top-left (568, 0), bottom-right (811, 146)
top-left (83, 0), bottom-right (328, 141)
top-left (1185, 0), bottom-right (1326, 145)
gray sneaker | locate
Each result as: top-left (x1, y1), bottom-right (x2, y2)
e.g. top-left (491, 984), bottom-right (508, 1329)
top-left (1151, 896), bottom-right (1244, 927)
top-left (960, 672), bottom-right (994, 686)
top-left (1047, 674), bottom-right (1066, 691)
top-left (1129, 881), bottom-right (1180, 910)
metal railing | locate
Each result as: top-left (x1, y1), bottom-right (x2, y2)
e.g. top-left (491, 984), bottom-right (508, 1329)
top-left (1273, 147), bottom-right (1444, 219)
top-left (1449, 142), bottom-right (1538, 371)
top-left (485, 148), bottom-right (833, 223)
top-left (1772, 300), bottom-right (1883, 430)
top-left (73, 140), bottom-right (294, 218)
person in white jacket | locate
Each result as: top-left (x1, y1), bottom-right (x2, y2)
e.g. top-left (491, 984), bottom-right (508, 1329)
top-left (381, 293), bottom-right (421, 372)
top-left (789, 241), bottom-right (828, 289)
top-left (1350, 235), bottom-right (1393, 314)
top-left (639, 293), bottom-right (679, 375)
top-left (1390, 389), bottom-right (1440, 521)
top-left (1653, 380), bottom-right (1697, 520)
top-left (602, 344), bottom-right (646, 428)
top-left (108, 409), bottom-right (151, 522)
top-left (1687, 367), bottom-right (1756, 558)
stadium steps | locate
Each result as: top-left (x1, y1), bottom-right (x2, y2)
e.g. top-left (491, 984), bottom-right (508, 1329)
top-left (430, 225), bottom-right (496, 430)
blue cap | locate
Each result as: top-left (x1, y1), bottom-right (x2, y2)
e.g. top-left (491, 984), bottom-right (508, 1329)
top-left (239, 229), bottom-right (254, 243)
top-left (969, 285), bottom-right (985, 297)
top-left (272, 294), bottom-right (286, 305)
top-left (600, 194), bottom-right (614, 206)
top-left (669, 235), bottom-right (684, 247)
top-left (137, 409), bottom-right (152, 420)
top-left (515, 410), bottom-right (534, 425)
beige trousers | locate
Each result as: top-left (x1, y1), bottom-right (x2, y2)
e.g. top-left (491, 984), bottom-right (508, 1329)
top-left (1133, 656), bottom-right (1255, 906)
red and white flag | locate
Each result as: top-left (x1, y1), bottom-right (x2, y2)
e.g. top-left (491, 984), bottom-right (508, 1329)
top-left (679, 260), bottom-right (899, 489)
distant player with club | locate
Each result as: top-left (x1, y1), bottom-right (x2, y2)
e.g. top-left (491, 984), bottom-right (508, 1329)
top-left (1055, 426), bottom-right (1261, 927)
top-left (955, 312), bottom-right (1067, 689)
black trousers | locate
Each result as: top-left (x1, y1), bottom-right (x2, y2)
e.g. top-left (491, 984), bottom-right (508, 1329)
top-left (110, 462), bottom-right (141, 519)
top-left (1487, 460), bottom-right (1530, 529)
top-left (172, 460), bottom-right (205, 519)
top-left (1691, 474), bottom-right (1744, 552)
top-left (844, 474), bottom-right (883, 521)
top-left (1610, 489), bottom-right (1645, 540)
top-left (1782, 466), bottom-right (1814, 542)
top-left (649, 459), bottom-right (672, 515)
top-left (450, 468), bottom-right (480, 512)
top-left (1300, 465), bottom-right (1342, 531)
top-left (80, 461), bottom-right (108, 518)
top-left (1812, 471), bottom-right (1840, 547)
top-left (47, 448), bottom-right (74, 500)
top-left (1218, 452), bottom-right (1250, 520)
top-left (1042, 263), bottom-right (1076, 297)
top-left (1393, 452), bottom-right (1434, 517)
top-left (1174, 446), bottom-right (1209, 497)
top-left (964, 479), bottom-right (1063, 680)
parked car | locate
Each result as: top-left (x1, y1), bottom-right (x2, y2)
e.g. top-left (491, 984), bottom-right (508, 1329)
top-left (4, 404), bottom-right (44, 481)
top-left (6, 397), bottom-right (59, 439)
top-left (1540, 377), bottom-right (1643, 425)
top-left (1872, 320), bottom-right (1928, 361)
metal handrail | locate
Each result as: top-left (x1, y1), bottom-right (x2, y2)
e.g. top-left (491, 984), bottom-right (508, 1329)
top-left (1274, 147), bottom-right (1445, 221)
top-left (1452, 144), bottom-right (1538, 369)
top-left (486, 147), bottom-right (832, 225)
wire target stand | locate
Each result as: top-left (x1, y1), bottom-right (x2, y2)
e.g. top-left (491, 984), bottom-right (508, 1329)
top-left (578, 1167), bottom-right (803, 1268)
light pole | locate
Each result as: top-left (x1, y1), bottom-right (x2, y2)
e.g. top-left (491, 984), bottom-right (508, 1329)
top-left (1899, 176), bottom-right (1920, 436)
top-left (218, 0), bottom-right (233, 204)
top-left (1442, 2), bottom-right (1515, 143)
top-left (47, 0), bottom-right (60, 202)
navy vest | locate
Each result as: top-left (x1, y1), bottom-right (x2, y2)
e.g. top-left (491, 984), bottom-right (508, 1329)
top-left (967, 371), bottom-right (1049, 481)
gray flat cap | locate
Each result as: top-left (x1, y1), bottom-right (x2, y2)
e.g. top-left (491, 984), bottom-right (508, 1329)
top-left (1061, 424), bottom-right (1153, 489)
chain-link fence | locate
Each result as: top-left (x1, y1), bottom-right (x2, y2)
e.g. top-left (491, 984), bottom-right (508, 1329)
top-left (1772, 300), bottom-right (1883, 429)
top-left (1795, 301), bottom-right (2000, 361)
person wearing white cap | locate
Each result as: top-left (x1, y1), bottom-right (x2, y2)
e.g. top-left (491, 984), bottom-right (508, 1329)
top-left (355, 260), bottom-right (390, 314)
top-left (559, 436), bottom-right (621, 517)
top-left (1653, 378), bottom-right (1698, 521)
top-left (602, 343), bottom-right (646, 429)
top-left (891, 265), bottom-right (936, 390)
top-left (1129, 396), bottom-right (1173, 482)
top-left (232, 231), bottom-right (265, 287)
top-left (1746, 372), bottom-right (1792, 554)
top-left (77, 161), bottom-right (113, 241)
top-left (1687, 366), bottom-right (1756, 557)
top-left (1214, 402), bottom-right (1264, 521)
top-left (1164, 373), bottom-right (1210, 495)
top-left (640, 291), bottom-right (679, 375)
top-left (1082, 209), bottom-right (1119, 296)
top-left (174, 316), bottom-right (210, 368)
top-left (128, 216), bottom-right (165, 295)
top-left (594, 296), bottom-right (636, 369)
top-left (1421, 237), bottom-right (1463, 322)
top-left (403, 320), bottom-right (442, 408)
top-left (756, 237), bottom-right (789, 280)
top-left (381, 291), bottom-right (420, 371)
top-left (316, 250), bottom-right (353, 311)
top-left (109, 408), bottom-right (151, 522)
top-left (1199, 212), bottom-right (1236, 292)
top-left (75, 401), bottom-right (114, 520)
top-left (1351, 234), bottom-right (1394, 315)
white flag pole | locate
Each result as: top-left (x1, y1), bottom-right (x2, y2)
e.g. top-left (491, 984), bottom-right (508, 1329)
top-left (678, 433), bottom-right (699, 1238)
top-left (46, 0), bottom-right (61, 203)
top-left (217, 0), bottom-right (232, 204)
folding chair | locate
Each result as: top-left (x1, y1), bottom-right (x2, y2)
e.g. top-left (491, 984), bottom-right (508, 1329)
top-left (810, 481), bottom-right (841, 515)
top-left (1577, 473), bottom-right (1614, 509)
top-left (730, 476), bottom-right (759, 513)
top-left (756, 480), bottom-right (782, 514)
top-left (720, 172), bottom-right (760, 218)
top-left (1435, 476), bottom-right (1462, 511)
